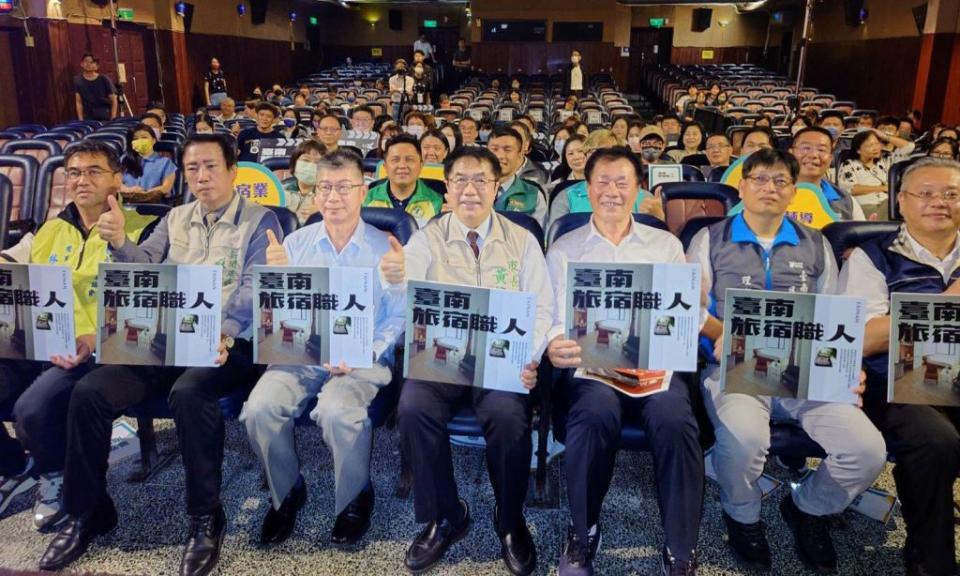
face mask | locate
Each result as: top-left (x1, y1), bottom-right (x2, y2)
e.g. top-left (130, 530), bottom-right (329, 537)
top-left (479, 129), bottom-right (491, 141)
top-left (825, 126), bottom-right (839, 139)
top-left (294, 161), bottom-right (318, 186)
top-left (554, 139), bottom-right (567, 155)
top-left (641, 148), bottom-right (660, 162)
top-left (132, 138), bottom-right (154, 157)
top-left (283, 118), bottom-right (296, 128)
top-left (406, 125), bottom-right (424, 137)
top-left (347, 94), bottom-right (356, 103)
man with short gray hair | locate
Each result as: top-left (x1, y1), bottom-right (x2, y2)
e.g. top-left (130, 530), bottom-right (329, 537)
top-left (840, 156), bottom-right (960, 576)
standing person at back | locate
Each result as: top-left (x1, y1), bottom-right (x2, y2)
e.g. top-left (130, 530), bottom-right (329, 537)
top-left (565, 50), bottom-right (585, 98)
top-left (204, 58), bottom-right (228, 108)
top-left (413, 33), bottom-right (435, 64)
top-left (74, 53), bottom-right (117, 122)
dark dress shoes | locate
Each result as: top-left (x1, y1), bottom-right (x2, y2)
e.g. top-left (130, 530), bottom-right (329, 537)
top-left (261, 476), bottom-right (307, 545)
top-left (404, 499), bottom-right (471, 574)
top-left (331, 486), bottom-right (374, 546)
top-left (38, 499), bottom-right (118, 572)
top-left (180, 505), bottom-right (226, 576)
top-left (495, 506), bottom-right (537, 576)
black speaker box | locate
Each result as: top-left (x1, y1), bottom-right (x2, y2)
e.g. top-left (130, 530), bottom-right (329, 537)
top-left (389, 9), bottom-right (402, 31)
top-left (692, 8), bottom-right (712, 32)
top-left (251, 0), bottom-right (268, 25)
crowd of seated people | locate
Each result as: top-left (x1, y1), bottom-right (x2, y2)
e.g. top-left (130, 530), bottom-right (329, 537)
top-left (0, 55), bottom-right (959, 576)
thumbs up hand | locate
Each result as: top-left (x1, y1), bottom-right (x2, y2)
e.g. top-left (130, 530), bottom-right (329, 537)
top-left (265, 229), bottom-right (288, 266)
top-left (380, 235), bottom-right (406, 285)
top-left (98, 195), bottom-right (128, 249)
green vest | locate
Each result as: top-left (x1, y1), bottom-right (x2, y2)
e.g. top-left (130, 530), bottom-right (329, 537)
top-left (566, 180), bottom-right (647, 213)
top-left (363, 179), bottom-right (444, 223)
top-left (495, 177), bottom-right (540, 214)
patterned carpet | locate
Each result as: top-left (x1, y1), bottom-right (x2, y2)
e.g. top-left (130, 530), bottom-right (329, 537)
top-left (0, 418), bottom-right (954, 575)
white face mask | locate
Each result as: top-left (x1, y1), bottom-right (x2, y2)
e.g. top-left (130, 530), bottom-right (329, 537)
top-left (406, 125), bottom-right (424, 137)
top-left (294, 160), bottom-right (318, 186)
top-left (554, 139), bottom-right (567, 155)
top-left (479, 129), bottom-right (491, 142)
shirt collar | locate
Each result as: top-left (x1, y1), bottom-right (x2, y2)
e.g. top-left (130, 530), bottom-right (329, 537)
top-left (499, 174), bottom-right (517, 195)
top-left (902, 226), bottom-right (960, 264)
top-left (193, 192), bottom-right (241, 227)
top-left (818, 178), bottom-right (841, 201)
top-left (316, 217), bottom-right (367, 255)
top-left (446, 212), bottom-right (495, 246)
top-left (584, 216), bottom-right (646, 248)
top-left (730, 212), bottom-right (799, 247)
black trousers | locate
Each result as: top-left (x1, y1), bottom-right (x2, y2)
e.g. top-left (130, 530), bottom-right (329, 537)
top-left (0, 360), bottom-right (41, 476)
top-left (62, 345), bottom-right (252, 517)
top-left (398, 379), bottom-right (532, 534)
top-left (865, 383), bottom-right (960, 576)
top-left (563, 374), bottom-right (704, 561)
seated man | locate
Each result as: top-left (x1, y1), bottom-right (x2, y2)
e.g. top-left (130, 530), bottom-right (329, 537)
top-left (840, 157), bottom-right (960, 576)
top-left (487, 126), bottom-right (548, 228)
top-left (215, 98), bottom-right (240, 123)
top-left (0, 141), bottom-right (156, 527)
top-left (242, 149), bottom-right (404, 547)
top-left (688, 148), bottom-right (886, 574)
top-left (315, 114), bottom-right (343, 155)
top-left (380, 146), bottom-right (553, 576)
top-left (704, 133), bottom-right (733, 177)
top-left (363, 134), bottom-right (444, 227)
top-left (636, 126), bottom-right (668, 167)
top-left (738, 126), bottom-right (775, 158)
top-left (39, 134), bottom-right (282, 576)
top-left (236, 102), bottom-right (283, 162)
top-left (350, 105), bottom-right (375, 133)
top-left (546, 148), bottom-right (704, 575)
top-left (790, 127), bottom-right (866, 221)
top-left (509, 121), bottom-right (549, 187)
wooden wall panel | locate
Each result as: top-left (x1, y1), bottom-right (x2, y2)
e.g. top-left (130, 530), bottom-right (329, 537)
top-left (669, 45), bottom-right (778, 66)
top-left (805, 37), bottom-right (921, 117)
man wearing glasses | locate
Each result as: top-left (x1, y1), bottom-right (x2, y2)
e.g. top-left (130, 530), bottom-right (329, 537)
top-left (688, 148), bottom-right (886, 573)
top-left (315, 114), bottom-right (343, 155)
top-left (40, 134), bottom-right (282, 576)
top-left (380, 147), bottom-right (553, 576)
top-left (241, 149), bottom-right (405, 548)
top-left (0, 141), bottom-right (155, 530)
top-left (790, 127), bottom-right (866, 221)
top-left (840, 157), bottom-right (960, 576)
top-left (545, 148), bottom-right (704, 576)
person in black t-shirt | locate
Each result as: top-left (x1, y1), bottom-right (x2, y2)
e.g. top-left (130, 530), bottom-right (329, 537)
top-left (74, 53), bottom-right (117, 122)
top-left (236, 103), bottom-right (283, 162)
top-left (204, 58), bottom-right (228, 107)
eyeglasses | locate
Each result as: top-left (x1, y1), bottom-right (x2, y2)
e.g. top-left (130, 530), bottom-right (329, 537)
top-left (66, 167), bottom-right (115, 180)
top-left (794, 145), bottom-right (831, 156)
top-left (316, 182), bottom-right (364, 197)
top-left (449, 175), bottom-right (493, 191)
top-left (318, 127), bottom-right (341, 133)
top-left (744, 174), bottom-right (793, 190)
top-left (705, 144), bottom-right (731, 151)
top-left (903, 189), bottom-right (960, 203)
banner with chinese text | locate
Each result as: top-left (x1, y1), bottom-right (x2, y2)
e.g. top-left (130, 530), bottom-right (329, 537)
top-left (96, 264), bottom-right (222, 367)
top-left (720, 289), bottom-right (865, 403)
top-left (0, 264), bottom-right (74, 361)
top-left (404, 280), bottom-right (536, 394)
top-left (253, 265), bottom-right (374, 368)
top-left (888, 293), bottom-right (960, 406)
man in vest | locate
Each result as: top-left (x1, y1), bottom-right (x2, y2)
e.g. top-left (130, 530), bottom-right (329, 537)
top-left (790, 127), bottom-right (866, 221)
top-left (509, 121), bottom-right (549, 187)
top-left (487, 126), bottom-right (548, 228)
top-left (39, 134), bottom-right (283, 576)
top-left (363, 134), bottom-right (444, 227)
top-left (687, 148), bottom-right (886, 573)
top-left (840, 157), bottom-right (960, 576)
top-left (240, 150), bottom-right (405, 547)
top-left (546, 148), bottom-right (704, 576)
top-left (380, 146), bottom-right (553, 576)
top-left (0, 141), bottom-right (155, 529)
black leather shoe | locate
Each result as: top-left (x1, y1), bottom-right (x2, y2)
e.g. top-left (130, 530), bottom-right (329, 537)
top-left (261, 476), bottom-right (307, 545)
top-left (331, 486), bottom-right (374, 546)
top-left (722, 511), bottom-right (771, 571)
top-left (494, 506), bottom-right (537, 576)
top-left (404, 499), bottom-right (471, 574)
top-left (779, 495), bottom-right (837, 574)
top-left (180, 506), bottom-right (226, 576)
top-left (39, 499), bottom-right (118, 572)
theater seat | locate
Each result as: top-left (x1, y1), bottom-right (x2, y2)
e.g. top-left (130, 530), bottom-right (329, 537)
top-left (821, 220), bottom-right (901, 265)
top-left (887, 158), bottom-right (918, 221)
top-left (306, 206), bottom-right (419, 243)
top-left (678, 216), bottom-right (727, 250)
top-left (1, 139), bottom-right (62, 165)
top-left (0, 174), bottom-right (13, 249)
top-left (0, 155), bottom-right (40, 247)
top-left (497, 210), bottom-right (545, 249)
top-left (266, 205), bottom-right (299, 237)
top-left (34, 155), bottom-right (68, 222)
top-left (658, 182), bottom-right (738, 236)
top-left (263, 156), bottom-right (291, 182)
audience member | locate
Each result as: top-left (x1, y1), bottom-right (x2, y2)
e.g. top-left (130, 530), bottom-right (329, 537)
top-left (74, 53), bottom-right (117, 122)
top-left (204, 58), bottom-right (228, 107)
top-left (838, 128), bottom-right (915, 220)
top-left (119, 123), bottom-right (177, 203)
top-left (237, 103), bottom-right (283, 162)
top-left (284, 139), bottom-right (327, 224)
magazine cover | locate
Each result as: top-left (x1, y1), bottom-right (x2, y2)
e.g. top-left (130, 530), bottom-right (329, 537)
top-left (888, 293), bottom-right (960, 406)
top-left (0, 264), bottom-right (75, 361)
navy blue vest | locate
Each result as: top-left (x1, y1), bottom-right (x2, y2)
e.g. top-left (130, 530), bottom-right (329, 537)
top-left (860, 230), bottom-right (960, 378)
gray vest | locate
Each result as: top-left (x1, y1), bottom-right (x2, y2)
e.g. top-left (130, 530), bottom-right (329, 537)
top-left (707, 217), bottom-right (826, 318)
